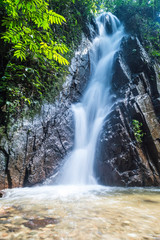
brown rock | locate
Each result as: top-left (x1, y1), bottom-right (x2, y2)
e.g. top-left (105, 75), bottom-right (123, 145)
top-left (23, 218), bottom-right (60, 230)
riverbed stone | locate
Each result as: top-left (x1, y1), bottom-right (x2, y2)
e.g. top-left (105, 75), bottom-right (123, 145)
top-left (23, 218), bottom-right (60, 230)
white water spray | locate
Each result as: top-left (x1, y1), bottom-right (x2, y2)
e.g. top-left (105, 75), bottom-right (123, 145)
top-left (58, 13), bottom-right (124, 185)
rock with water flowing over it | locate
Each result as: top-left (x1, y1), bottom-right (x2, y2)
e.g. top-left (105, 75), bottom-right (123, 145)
top-left (0, 33), bottom-right (94, 190)
top-left (95, 36), bottom-right (160, 186)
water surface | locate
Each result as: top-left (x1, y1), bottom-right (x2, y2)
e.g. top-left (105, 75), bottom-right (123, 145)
top-left (0, 185), bottom-right (160, 240)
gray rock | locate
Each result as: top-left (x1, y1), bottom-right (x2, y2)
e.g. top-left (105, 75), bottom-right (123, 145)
top-left (0, 151), bottom-right (6, 189)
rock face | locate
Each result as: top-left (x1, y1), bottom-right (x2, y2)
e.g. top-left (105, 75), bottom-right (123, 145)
top-left (0, 17), bottom-right (160, 189)
top-left (95, 36), bottom-right (160, 186)
top-left (0, 35), bottom-right (93, 190)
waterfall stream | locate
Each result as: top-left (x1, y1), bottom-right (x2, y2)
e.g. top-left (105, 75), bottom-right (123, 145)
top-left (59, 13), bottom-right (124, 185)
top-left (58, 13), bottom-right (125, 185)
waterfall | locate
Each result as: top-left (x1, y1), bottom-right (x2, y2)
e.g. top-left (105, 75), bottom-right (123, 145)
top-left (57, 13), bottom-right (124, 185)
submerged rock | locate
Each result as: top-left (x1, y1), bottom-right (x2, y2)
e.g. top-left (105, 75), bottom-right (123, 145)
top-left (23, 218), bottom-right (60, 230)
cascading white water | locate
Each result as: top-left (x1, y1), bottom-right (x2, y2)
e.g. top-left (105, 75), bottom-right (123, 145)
top-left (58, 13), bottom-right (125, 185)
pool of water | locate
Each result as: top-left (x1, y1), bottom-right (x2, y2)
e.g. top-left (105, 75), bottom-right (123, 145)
top-left (0, 185), bottom-right (160, 240)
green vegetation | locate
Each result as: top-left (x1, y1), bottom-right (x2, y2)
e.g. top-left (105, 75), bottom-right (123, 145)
top-left (101, 0), bottom-right (160, 59)
top-left (101, 0), bottom-right (160, 15)
top-left (0, 0), bottom-right (96, 128)
top-left (0, 0), bottom-right (69, 123)
top-left (132, 119), bottom-right (145, 144)
top-left (2, 0), bottom-right (69, 64)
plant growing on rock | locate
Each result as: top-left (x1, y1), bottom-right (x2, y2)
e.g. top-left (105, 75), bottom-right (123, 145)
top-left (132, 119), bottom-right (145, 144)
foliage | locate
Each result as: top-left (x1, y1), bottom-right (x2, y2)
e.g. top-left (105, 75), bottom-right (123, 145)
top-left (0, 0), bottom-right (97, 128)
top-left (101, 0), bottom-right (160, 60)
top-left (102, 0), bottom-right (160, 16)
top-left (0, 0), bottom-right (72, 127)
top-left (48, 0), bottom-right (97, 48)
top-left (142, 20), bottom-right (160, 58)
top-left (2, 0), bottom-right (69, 65)
top-left (132, 119), bottom-right (145, 144)
top-left (1, 58), bottom-right (68, 121)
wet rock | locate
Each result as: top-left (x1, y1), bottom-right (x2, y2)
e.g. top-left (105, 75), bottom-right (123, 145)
top-left (0, 28), bottom-right (96, 189)
top-left (0, 151), bottom-right (7, 190)
top-left (0, 191), bottom-right (4, 198)
top-left (7, 227), bottom-right (19, 233)
top-left (99, 13), bottom-right (120, 35)
top-left (112, 51), bottom-right (131, 97)
top-left (23, 218), bottom-right (60, 230)
top-left (143, 199), bottom-right (159, 204)
top-left (95, 35), bottom-right (160, 186)
top-left (121, 36), bottom-right (150, 74)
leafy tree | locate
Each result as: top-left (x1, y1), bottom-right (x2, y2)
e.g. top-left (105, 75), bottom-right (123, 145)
top-left (2, 0), bottom-right (69, 65)
top-left (0, 0), bottom-right (71, 120)
top-left (0, 0), bottom-right (97, 129)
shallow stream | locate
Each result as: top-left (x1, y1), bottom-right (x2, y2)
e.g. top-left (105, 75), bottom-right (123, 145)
top-left (0, 185), bottom-right (160, 240)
